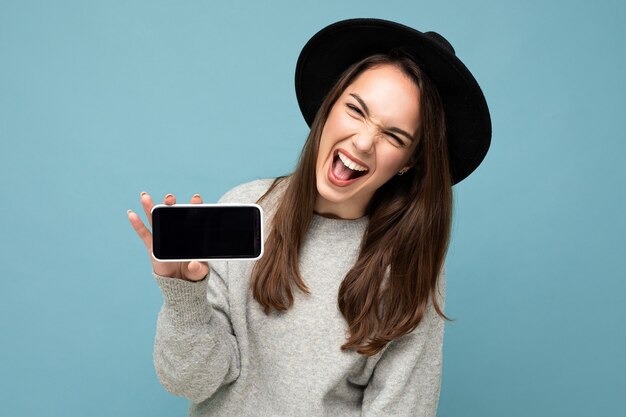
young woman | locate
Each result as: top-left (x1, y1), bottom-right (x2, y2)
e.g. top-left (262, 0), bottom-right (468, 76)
top-left (127, 18), bottom-right (491, 417)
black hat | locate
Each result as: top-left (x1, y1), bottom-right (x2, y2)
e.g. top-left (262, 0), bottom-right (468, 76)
top-left (295, 18), bottom-right (492, 185)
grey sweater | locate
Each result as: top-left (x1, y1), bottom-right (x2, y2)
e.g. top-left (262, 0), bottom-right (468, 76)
top-left (152, 178), bottom-right (446, 417)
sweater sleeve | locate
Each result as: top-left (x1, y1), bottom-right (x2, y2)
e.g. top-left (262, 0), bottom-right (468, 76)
top-left (361, 267), bottom-right (446, 417)
top-left (152, 261), bottom-right (241, 404)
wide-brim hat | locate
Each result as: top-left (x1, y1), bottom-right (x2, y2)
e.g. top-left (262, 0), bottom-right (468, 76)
top-left (294, 18), bottom-right (492, 185)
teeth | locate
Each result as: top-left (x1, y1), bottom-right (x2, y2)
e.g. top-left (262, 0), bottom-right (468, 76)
top-left (338, 151), bottom-right (368, 171)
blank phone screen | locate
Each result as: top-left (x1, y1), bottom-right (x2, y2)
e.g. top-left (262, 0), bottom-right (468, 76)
top-left (152, 205), bottom-right (262, 260)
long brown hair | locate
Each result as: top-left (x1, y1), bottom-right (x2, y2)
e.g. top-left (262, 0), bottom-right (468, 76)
top-left (250, 49), bottom-right (453, 356)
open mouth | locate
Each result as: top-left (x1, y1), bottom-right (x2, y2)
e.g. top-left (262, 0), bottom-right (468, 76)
top-left (331, 149), bottom-right (370, 182)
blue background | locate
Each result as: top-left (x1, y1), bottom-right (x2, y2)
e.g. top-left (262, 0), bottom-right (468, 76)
top-left (1, 1), bottom-right (624, 416)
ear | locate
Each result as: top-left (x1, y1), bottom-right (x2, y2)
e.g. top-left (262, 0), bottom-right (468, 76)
top-left (401, 155), bottom-right (415, 171)
top-left (403, 159), bottom-right (416, 171)
top-left (406, 152), bottom-right (418, 168)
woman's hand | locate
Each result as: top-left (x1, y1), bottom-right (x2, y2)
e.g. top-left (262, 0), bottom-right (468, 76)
top-left (127, 192), bottom-right (210, 282)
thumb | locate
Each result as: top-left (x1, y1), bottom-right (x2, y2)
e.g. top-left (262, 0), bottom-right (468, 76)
top-left (185, 261), bottom-right (209, 281)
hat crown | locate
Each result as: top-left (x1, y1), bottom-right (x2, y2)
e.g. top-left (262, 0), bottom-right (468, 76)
top-left (424, 31), bottom-right (455, 55)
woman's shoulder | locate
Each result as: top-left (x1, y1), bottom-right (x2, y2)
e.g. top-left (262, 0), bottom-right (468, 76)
top-left (217, 177), bottom-right (282, 205)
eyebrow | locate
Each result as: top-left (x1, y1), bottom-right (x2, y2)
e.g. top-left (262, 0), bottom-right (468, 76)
top-left (349, 93), bottom-right (416, 143)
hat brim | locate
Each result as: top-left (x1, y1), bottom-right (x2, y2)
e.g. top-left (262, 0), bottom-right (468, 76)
top-left (295, 18), bottom-right (492, 185)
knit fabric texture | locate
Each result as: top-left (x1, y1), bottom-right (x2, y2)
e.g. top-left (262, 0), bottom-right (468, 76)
top-left (152, 178), bottom-right (446, 416)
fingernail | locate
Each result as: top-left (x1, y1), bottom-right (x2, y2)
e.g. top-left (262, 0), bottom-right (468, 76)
top-left (127, 209), bottom-right (132, 215)
top-left (193, 194), bottom-right (200, 198)
top-left (165, 193), bottom-right (173, 199)
top-left (140, 191), bottom-right (147, 197)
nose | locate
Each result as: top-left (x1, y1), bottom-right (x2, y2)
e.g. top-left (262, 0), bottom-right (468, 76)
top-left (352, 119), bottom-right (381, 154)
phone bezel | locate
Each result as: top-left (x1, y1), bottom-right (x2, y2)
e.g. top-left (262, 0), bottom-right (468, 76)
top-left (150, 203), bottom-right (264, 262)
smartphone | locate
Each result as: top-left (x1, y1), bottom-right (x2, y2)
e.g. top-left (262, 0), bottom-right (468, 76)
top-left (151, 203), bottom-right (264, 261)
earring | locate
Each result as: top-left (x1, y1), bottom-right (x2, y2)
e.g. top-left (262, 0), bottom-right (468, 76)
top-left (397, 167), bottom-right (409, 176)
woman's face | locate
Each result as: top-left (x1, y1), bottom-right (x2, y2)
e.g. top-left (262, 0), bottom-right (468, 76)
top-left (314, 63), bottom-right (421, 219)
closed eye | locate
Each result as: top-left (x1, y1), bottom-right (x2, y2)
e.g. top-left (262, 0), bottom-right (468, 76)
top-left (346, 103), bottom-right (363, 116)
top-left (387, 133), bottom-right (404, 146)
